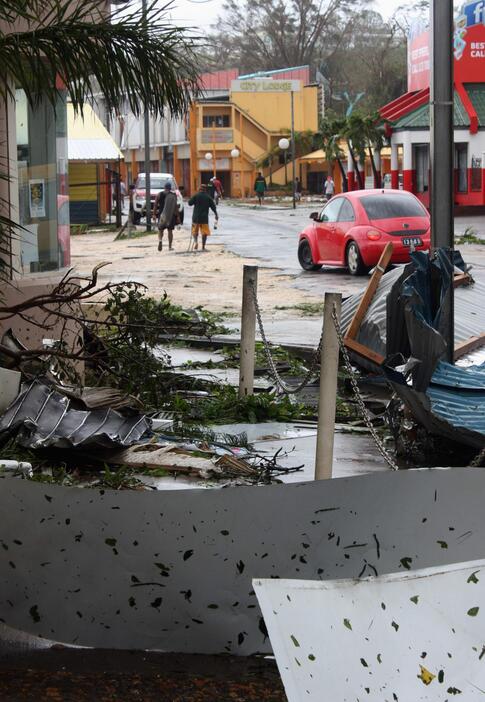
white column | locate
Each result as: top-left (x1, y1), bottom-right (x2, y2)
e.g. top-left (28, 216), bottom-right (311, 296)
top-left (391, 142), bottom-right (399, 171)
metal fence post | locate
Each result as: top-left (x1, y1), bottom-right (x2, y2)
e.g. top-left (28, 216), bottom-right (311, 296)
top-left (239, 265), bottom-right (258, 398)
top-left (315, 292), bottom-right (342, 480)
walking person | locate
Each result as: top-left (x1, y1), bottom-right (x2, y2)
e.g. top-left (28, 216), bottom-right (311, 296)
top-left (212, 175), bottom-right (223, 204)
top-left (254, 171), bottom-right (267, 205)
top-left (189, 183), bottom-right (218, 251)
top-left (207, 177), bottom-right (216, 200)
top-left (324, 174), bottom-right (335, 200)
top-left (154, 181), bottom-right (178, 251)
top-left (295, 177), bottom-right (302, 202)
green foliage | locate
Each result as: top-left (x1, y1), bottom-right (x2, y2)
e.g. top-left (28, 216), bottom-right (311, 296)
top-left (184, 386), bottom-right (313, 425)
top-left (85, 286), bottom-right (230, 410)
top-left (0, 0), bottom-right (200, 118)
top-left (456, 227), bottom-right (484, 245)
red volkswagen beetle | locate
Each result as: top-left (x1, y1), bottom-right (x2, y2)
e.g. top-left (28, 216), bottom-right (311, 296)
top-left (298, 189), bottom-right (431, 275)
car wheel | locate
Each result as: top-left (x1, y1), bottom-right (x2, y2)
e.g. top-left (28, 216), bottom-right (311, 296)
top-left (346, 241), bottom-right (369, 276)
top-left (298, 240), bottom-right (322, 271)
top-left (133, 211), bottom-right (141, 225)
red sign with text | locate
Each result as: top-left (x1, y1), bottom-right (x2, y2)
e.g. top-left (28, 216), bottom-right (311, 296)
top-left (408, 2), bottom-right (485, 91)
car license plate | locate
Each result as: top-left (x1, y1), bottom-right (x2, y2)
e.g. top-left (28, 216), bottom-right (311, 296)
top-left (402, 237), bottom-right (423, 247)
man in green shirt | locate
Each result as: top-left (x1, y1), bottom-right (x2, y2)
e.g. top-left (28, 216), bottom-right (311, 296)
top-left (254, 172), bottom-right (267, 205)
top-left (188, 184), bottom-right (218, 251)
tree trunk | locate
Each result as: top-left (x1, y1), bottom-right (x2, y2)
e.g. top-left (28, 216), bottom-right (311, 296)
top-left (336, 158), bottom-right (348, 192)
top-left (347, 140), bottom-right (364, 189)
top-left (368, 145), bottom-right (381, 188)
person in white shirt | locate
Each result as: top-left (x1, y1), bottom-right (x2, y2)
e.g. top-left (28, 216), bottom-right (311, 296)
top-left (324, 175), bottom-right (335, 199)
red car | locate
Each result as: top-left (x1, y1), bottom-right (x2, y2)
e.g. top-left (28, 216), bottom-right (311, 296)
top-left (298, 189), bottom-right (431, 275)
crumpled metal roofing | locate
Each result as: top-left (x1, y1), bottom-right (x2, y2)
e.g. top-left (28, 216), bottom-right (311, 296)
top-left (0, 380), bottom-right (151, 449)
top-left (431, 360), bottom-right (485, 390)
top-left (341, 263), bottom-right (485, 358)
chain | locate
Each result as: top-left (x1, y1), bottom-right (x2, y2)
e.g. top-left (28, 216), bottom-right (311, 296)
top-left (331, 304), bottom-right (400, 471)
top-left (249, 281), bottom-right (323, 394)
top-left (249, 282), bottom-right (399, 469)
top-left (469, 446), bottom-right (485, 467)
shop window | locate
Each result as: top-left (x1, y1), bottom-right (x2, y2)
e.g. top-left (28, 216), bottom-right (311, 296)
top-left (16, 89), bottom-right (68, 274)
top-left (203, 115), bottom-right (230, 128)
top-left (415, 145), bottom-right (429, 193)
top-left (471, 156), bottom-right (482, 191)
top-left (455, 143), bottom-right (468, 193)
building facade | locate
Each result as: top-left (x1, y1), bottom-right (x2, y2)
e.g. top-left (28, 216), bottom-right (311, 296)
top-left (380, 1), bottom-right (485, 209)
top-left (107, 66), bottom-right (320, 197)
top-left (190, 74), bottom-right (319, 197)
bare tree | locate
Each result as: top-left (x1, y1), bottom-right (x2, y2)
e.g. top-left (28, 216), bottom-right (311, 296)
top-left (203, 0), bottom-right (360, 74)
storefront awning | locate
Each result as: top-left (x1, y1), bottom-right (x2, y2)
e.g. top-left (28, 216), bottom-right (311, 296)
top-left (67, 104), bottom-right (123, 161)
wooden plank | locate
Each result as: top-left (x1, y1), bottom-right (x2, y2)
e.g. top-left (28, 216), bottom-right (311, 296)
top-left (344, 337), bottom-right (385, 366)
top-left (453, 332), bottom-right (485, 361)
top-left (453, 272), bottom-right (472, 288)
top-left (345, 242), bottom-right (394, 341)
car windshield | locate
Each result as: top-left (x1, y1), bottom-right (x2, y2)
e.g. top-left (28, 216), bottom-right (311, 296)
top-left (136, 176), bottom-right (175, 190)
top-left (360, 194), bottom-right (427, 220)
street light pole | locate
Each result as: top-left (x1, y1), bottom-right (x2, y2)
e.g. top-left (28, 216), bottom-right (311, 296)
top-left (430, 0), bottom-right (454, 362)
top-left (212, 120), bottom-right (217, 178)
top-left (290, 90), bottom-right (296, 210)
top-left (142, 0), bottom-right (151, 232)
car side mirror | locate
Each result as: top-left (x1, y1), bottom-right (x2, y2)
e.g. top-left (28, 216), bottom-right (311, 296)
top-left (310, 212), bottom-right (319, 221)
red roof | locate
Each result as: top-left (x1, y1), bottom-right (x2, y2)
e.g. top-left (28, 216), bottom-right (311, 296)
top-left (199, 69), bottom-right (239, 91)
top-left (380, 88), bottom-right (430, 123)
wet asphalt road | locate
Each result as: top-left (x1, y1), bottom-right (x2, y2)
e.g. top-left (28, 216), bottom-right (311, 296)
top-left (199, 201), bottom-right (485, 297)
top-left (211, 202), bottom-right (369, 299)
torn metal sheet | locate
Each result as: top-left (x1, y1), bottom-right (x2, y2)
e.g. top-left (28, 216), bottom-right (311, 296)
top-left (2, 468), bottom-right (485, 653)
top-left (341, 255), bottom-right (485, 373)
top-left (386, 362), bottom-right (485, 449)
top-left (254, 559), bottom-right (485, 702)
top-left (0, 380), bottom-right (151, 449)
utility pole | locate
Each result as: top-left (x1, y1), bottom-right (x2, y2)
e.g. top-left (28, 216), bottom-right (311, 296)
top-left (142, 0), bottom-right (151, 232)
top-left (290, 90), bottom-right (296, 210)
top-left (430, 0), bottom-right (454, 362)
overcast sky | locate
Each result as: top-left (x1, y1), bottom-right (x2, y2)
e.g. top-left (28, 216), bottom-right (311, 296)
top-left (167, 0), bottom-right (410, 30)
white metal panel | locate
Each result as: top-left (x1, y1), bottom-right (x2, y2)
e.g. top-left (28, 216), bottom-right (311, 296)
top-left (255, 561), bottom-right (485, 701)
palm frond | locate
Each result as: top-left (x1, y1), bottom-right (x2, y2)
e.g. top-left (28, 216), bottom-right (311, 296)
top-left (0, 0), bottom-right (201, 117)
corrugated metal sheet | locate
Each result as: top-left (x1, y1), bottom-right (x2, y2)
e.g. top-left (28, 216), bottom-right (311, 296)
top-left (341, 267), bottom-right (485, 355)
top-left (0, 380), bottom-right (151, 449)
top-left (199, 69), bottom-right (239, 91)
top-left (432, 360), bottom-right (485, 390)
top-left (427, 384), bottom-right (485, 436)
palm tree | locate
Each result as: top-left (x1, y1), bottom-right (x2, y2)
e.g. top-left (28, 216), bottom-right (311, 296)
top-left (362, 112), bottom-right (385, 188)
top-left (342, 114), bottom-right (366, 190)
top-left (320, 116), bottom-right (348, 192)
top-left (0, 0), bottom-right (200, 283)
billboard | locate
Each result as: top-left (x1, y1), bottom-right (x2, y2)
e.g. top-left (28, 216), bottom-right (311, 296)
top-left (408, 1), bottom-right (485, 91)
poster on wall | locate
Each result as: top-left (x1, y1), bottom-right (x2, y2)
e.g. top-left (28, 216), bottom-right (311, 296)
top-left (29, 178), bottom-right (45, 218)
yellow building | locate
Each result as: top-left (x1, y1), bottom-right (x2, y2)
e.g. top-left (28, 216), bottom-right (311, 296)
top-left (190, 78), bottom-right (319, 197)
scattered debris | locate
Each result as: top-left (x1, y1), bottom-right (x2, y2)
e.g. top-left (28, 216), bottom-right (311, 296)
top-left (0, 380), bottom-right (151, 449)
top-left (340, 249), bottom-right (485, 454)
